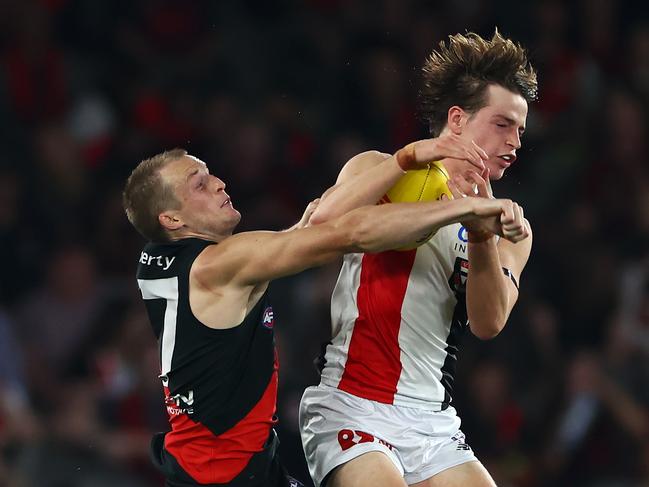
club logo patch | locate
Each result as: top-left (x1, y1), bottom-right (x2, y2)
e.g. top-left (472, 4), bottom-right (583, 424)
top-left (448, 257), bottom-right (469, 294)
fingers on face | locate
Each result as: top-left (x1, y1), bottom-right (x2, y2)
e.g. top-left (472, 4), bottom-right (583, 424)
top-left (471, 140), bottom-right (489, 160)
top-left (470, 149), bottom-right (485, 169)
top-left (460, 147), bottom-right (480, 167)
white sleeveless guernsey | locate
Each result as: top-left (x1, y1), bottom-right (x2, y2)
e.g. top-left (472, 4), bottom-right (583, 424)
top-left (320, 223), bottom-right (471, 411)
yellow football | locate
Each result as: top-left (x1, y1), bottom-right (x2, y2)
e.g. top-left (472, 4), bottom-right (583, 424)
top-left (379, 161), bottom-right (452, 250)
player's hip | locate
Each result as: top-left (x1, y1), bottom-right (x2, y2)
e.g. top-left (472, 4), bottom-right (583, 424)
top-left (299, 385), bottom-right (474, 487)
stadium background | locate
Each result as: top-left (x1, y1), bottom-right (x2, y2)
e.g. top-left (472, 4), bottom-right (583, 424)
top-left (0, 0), bottom-right (648, 485)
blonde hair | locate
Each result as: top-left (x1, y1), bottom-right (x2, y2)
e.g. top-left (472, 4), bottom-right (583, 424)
top-left (420, 30), bottom-right (538, 136)
top-left (122, 148), bottom-right (186, 242)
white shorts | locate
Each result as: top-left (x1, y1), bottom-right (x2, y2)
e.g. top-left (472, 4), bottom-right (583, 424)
top-left (299, 385), bottom-right (477, 487)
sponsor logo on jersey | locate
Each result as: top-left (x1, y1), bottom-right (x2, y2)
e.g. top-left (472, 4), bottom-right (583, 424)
top-left (262, 306), bottom-right (275, 329)
top-left (165, 390), bottom-right (195, 416)
top-left (458, 226), bottom-right (468, 243)
top-left (337, 429), bottom-right (394, 451)
top-left (139, 252), bottom-right (175, 270)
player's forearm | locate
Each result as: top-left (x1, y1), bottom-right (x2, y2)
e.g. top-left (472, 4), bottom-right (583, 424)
top-left (341, 198), bottom-right (474, 253)
top-left (310, 154), bottom-right (404, 225)
top-left (466, 238), bottom-right (512, 339)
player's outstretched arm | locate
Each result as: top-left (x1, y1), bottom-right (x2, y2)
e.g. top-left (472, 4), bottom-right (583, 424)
top-left (194, 196), bottom-right (508, 288)
top-left (310, 136), bottom-right (488, 225)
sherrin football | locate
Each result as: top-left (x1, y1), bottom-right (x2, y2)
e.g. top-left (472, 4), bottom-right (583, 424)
top-left (379, 161), bottom-right (452, 250)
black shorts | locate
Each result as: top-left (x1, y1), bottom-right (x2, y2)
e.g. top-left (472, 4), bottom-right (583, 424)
top-left (150, 429), bottom-right (304, 487)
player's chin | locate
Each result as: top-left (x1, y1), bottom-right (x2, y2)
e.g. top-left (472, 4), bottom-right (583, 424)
top-left (488, 165), bottom-right (507, 180)
top-left (222, 205), bottom-right (241, 218)
top-left (224, 213), bottom-right (242, 233)
top-left (230, 209), bottom-right (242, 223)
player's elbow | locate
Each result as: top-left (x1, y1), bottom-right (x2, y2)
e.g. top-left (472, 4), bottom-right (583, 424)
top-left (308, 184), bottom-right (344, 225)
top-left (337, 209), bottom-right (382, 253)
top-left (469, 320), bottom-right (505, 340)
top-left (309, 209), bottom-right (330, 226)
top-left (348, 224), bottom-right (377, 252)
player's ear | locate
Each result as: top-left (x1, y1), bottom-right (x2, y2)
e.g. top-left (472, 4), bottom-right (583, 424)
top-left (447, 106), bottom-right (465, 135)
top-left (159, 211), bottom-right (184, 231)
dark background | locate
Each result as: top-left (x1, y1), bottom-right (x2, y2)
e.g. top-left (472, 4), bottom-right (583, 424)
top-left (0, 0), bottom-right (648, 486)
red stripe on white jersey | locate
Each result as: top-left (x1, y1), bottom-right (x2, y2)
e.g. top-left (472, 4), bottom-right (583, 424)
top-left (337, 250), bottom-right (417, 403)
top-left (164, 361), bottom-right (278, 484)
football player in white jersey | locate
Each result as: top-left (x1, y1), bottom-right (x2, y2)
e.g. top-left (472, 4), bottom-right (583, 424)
top-left (123, 140), bottom-right (526, 486)
top-left (299, 31), bottom-right (536, 487)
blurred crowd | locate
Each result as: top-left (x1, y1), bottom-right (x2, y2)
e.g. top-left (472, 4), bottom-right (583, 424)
top-left (0, 0), bottom-right (648, 486)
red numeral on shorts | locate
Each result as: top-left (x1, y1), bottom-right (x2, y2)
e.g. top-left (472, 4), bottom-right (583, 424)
top-left (356, 430), bottom-right (374, 443)
top-left (338, 429), bottom-right (383, 451)
top-left (338, 429), bottom-right (357, 450)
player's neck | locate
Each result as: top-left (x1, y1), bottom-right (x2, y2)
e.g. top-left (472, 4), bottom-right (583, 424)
top-left (169, 228), bottom-right (229, 243)
top-left (438, 158), bottom-right (477, 178)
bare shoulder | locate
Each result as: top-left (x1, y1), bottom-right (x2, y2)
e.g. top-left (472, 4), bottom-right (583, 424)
top-left (190, 231), bottom-right (270, 288)
top-left (337, 150), bottom-right (392, 183)
top-left (188, 236), bottom-right (270, 329)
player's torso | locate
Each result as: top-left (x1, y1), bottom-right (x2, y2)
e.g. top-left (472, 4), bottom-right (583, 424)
top-left (321, 223), bottom-right (471, 410)
top-left (136, 238), bottom-right (278, 483)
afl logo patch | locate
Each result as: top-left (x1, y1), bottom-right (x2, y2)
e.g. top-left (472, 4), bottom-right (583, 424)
top-left (262, 307), bottom-right (275, 329)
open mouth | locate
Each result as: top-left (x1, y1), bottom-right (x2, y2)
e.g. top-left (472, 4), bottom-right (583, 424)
top-left (498, 154), bottom-right (517, 165)
top-left (221, 197), bottom-right (231, 208)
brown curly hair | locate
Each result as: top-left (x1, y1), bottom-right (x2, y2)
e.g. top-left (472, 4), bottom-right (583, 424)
top-left (420, 30), bottom-right (538, 137)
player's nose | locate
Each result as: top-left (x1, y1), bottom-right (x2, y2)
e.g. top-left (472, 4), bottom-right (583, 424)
top-left (507, 131), bottom-right (522, 149)
top-left (211, 176), bottom-right (226, 191)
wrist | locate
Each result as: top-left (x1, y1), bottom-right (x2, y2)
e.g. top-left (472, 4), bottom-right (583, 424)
top-left (467, 230), bottom-right (494, 243)
top-left (394, 143), bottom-right (417, 171)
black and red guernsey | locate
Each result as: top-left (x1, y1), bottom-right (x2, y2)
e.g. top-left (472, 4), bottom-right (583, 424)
top-left (136, 238), bottom-right (286, 486)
